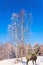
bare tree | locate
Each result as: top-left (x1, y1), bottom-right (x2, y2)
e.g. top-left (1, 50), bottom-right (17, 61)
top-left (26, 44), bottom-right (32, 57)
top-left (8, 9), bottom-right (32, 62)
top-left (34, 42), bottom-right (40, 55)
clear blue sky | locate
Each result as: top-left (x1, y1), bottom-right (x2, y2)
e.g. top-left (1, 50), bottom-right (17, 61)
top-left (0, 0), bottom-right (43, 45)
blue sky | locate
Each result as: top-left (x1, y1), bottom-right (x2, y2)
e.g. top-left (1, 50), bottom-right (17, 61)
top-left (0, 0), bottom-right (43, 45)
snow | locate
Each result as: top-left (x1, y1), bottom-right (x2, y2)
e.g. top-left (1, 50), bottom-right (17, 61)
top-left (0, 56), bottom-right (43, 65)
top-left (36, 56), bottom-right (43, 65)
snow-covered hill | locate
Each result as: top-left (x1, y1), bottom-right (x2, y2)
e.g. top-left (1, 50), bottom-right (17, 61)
top-left (0, 56), bottom-right (43, 65)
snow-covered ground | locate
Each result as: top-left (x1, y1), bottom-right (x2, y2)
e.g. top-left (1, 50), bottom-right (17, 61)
top-left (0, 56), bottom-right (43, 65)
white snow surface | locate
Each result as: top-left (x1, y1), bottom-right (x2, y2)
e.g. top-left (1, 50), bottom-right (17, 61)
top-left (0, 56), bottom-right (43, 65)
